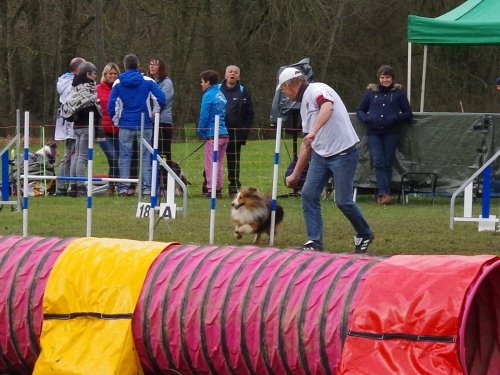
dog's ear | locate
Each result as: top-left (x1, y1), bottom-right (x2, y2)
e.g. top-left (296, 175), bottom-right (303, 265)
top-left (248, 187), bottom-right (257, 193)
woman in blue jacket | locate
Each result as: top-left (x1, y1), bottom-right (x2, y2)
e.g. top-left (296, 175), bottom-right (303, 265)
top-left (197, 70), bottom-right (228, 197)
top-left (356, 65), bottom-right (413, 205)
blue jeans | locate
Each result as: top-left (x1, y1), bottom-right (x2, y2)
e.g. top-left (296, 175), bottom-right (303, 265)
top-left (98, 136), bottom-right (119, 178)
top-left (301, 148), bottom-right (372, 245)
top-left (56, 138), bottom-right (75, 191)
top-left (70, 128), bottom-right (89, 189)
top-left (367, 133), bottom-right (401, 196)
top-left (118, 128), bottom-right (152, 194)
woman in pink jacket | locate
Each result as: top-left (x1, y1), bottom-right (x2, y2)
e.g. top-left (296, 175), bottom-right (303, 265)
top-left (96, 62), bottom-right (120, 195)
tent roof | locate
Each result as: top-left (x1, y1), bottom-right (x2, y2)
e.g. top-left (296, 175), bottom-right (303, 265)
top-left (408, 0), bottom-right (500, 45)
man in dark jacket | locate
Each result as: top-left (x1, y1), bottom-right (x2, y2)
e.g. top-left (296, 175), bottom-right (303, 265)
top-left (219, 65), bottom-right (254, 197)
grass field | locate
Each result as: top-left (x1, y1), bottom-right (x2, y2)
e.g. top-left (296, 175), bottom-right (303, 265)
top-left (0, 138), bottom-right (499, 256)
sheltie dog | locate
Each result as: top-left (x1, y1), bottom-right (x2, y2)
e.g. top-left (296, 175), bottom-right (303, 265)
top-left (231, 187), bottom-right (284, 244)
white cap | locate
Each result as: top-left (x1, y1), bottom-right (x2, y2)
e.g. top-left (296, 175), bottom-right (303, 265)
top-left (276, 67), bottom-right (303, 91)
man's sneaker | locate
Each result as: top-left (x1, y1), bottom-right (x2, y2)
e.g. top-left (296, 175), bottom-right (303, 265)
top-left (353, 233), bottom-right (374, 254)
top-left (300, 240), bottom-right (323, 251)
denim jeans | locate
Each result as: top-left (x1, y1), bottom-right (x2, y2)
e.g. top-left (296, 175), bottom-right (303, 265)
top-left (70, 128), bottom-right (89, 189)
top-left (56, 138), bottom-right (75, 191)
top-left (301, 148), bottom-right (372, 245)
top-left (118, 128), bottom-right (152, 194)
top-left (367, 132), bottom-right (401, 196)
top-left (98, 136), bottom-right (120, 178)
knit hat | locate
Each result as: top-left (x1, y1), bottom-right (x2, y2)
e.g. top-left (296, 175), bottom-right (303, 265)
top-left (496, 77), bottom-right (500, 85)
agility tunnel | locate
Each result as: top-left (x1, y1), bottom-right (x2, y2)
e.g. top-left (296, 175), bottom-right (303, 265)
top-left (0, 236), bottom-right (499, 374)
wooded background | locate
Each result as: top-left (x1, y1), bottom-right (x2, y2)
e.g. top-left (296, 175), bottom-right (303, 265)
top-left (1, 0), bottom-right (500, 135)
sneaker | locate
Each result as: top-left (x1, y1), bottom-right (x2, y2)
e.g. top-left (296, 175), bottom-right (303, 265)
top-left (300, 240), bottom-right (323, 251)
top-left (353, 233), bottom-right (374, 254)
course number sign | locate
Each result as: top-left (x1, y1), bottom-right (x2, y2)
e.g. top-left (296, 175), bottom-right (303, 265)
top-left (136, 202), bottom-right (177, 219)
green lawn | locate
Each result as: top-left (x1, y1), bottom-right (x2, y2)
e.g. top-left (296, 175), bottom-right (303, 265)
top-left (0, 139), bottom-right (499, 256)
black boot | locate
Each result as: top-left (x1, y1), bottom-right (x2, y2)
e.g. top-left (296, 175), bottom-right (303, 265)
top-left (68, 184), bottom-right (78, 198)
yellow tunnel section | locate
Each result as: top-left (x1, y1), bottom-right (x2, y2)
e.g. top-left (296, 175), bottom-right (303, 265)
top-left (33, 237), bottom-right (176, 375)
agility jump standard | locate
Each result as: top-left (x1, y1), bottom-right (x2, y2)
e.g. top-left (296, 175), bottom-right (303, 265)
top-left (450, 149), bottom-right (500, 231)
top-left (20, 112), bottom-right (187, 239)
top-left (0, 235), bottom-right (498, 374)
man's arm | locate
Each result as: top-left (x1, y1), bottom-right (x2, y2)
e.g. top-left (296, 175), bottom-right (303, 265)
top-left (285, 140), bottom-right (312, 188)
top-left (303, 100), bottom-right (333, 146)
top-left (244, 88), bottom-right (254, 128)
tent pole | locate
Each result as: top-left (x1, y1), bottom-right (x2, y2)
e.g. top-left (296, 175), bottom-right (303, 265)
top-left (407, 42), bottom-right (412, 103)
top-left (420, 45), bottom-right (428, 112)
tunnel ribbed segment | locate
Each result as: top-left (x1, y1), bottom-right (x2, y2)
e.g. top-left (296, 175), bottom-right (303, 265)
top-left (133, 244), bottom-right (380, 374)
top-left (0, 235), bottom-right (71, 374)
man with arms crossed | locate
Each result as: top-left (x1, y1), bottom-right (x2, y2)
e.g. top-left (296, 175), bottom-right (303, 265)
top-left (219, 65), bottom-right (254, 197)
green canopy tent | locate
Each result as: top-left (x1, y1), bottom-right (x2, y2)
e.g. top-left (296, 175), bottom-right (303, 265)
top-left (407, 0), bottom-right (500, 111)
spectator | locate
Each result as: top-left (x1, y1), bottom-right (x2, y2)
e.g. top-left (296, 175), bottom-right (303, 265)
top-left (356, 65), bottom-right (413, 205)
top-left (96, 62), bottom-right (121, 196)
top-left (61, 61), bottom-right (101, 197)
top-left (219, 65), bottom-right (254, 197)
top-left (197, 70), bottom-right (228, 198)
top-left (146, 58), bottom-right (174, 192)
top-left (53, 57), bottom-right (85, 196)
top-left (107, 54), bottom-right (166, 197)
top-left (281, 67), bottom-right (374, 254)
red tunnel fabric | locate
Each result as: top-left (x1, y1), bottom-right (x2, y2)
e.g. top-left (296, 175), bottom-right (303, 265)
top-left (0, 235), bottom-right (71, 374)
top-left (337, 255), bottom-right (500, 375)
top-left (133, 244), bottom-right (381, 374)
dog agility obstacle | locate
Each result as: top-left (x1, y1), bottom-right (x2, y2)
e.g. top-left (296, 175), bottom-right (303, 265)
top-left (13, 111), bottom-right (187, 240)
top-left (0, 235), bottom-right (499, 374)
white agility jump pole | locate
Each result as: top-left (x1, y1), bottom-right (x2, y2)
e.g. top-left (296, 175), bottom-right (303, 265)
top-left (269, 117), bottom-right (283, 246)
top-left (86, 112), bottom-right (94, 237)
top-left (22, 112), bottom-right (30, 237)
top-left (148, 113), bottom-right (160, 241)
top-left (209, 115), bottom-right (220, 245)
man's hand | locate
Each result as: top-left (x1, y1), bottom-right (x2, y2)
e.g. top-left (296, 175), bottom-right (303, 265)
top-left (303, 131), bottom-right (316, 145)
top-left (286, 172), bottom-right (300, 188)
